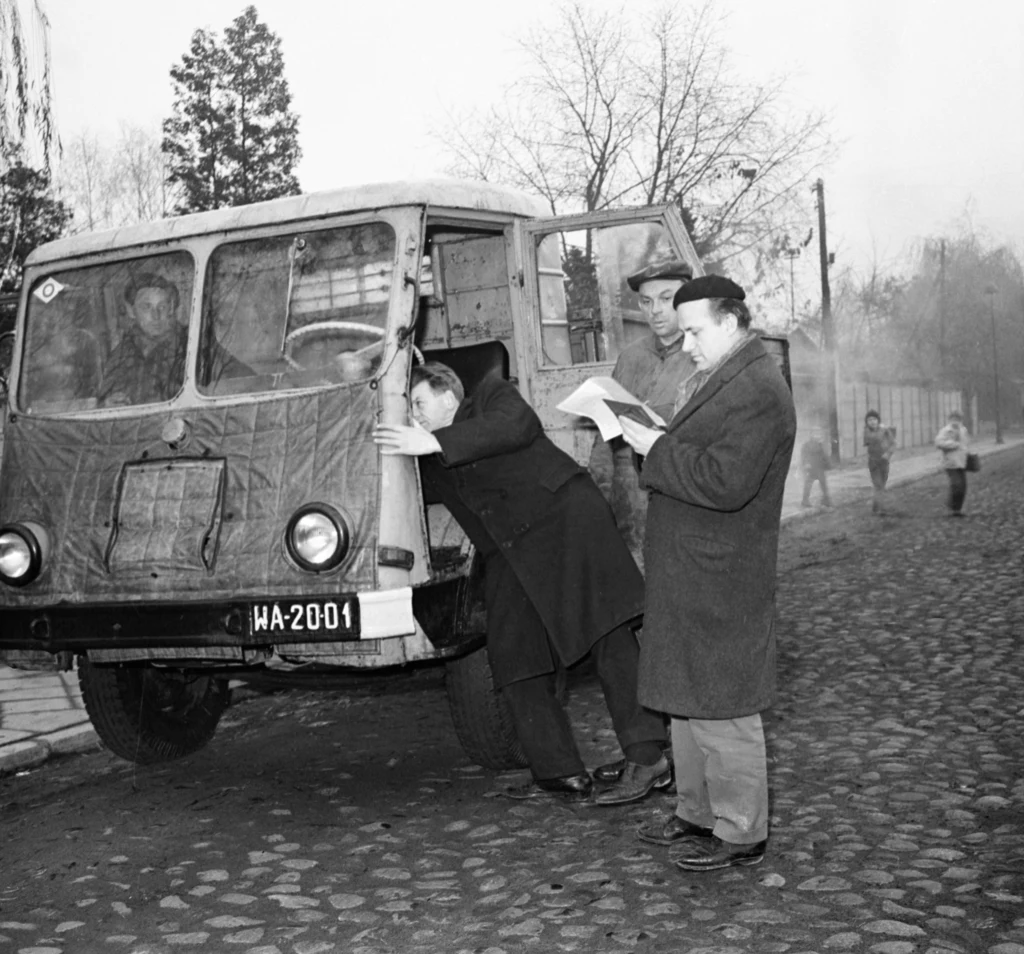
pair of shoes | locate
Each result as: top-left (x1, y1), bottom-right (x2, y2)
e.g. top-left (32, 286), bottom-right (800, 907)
top-left (593, 756), bottom-right (671, 806)
top-left (673, 836), bottom-right (767, 871)
top-left (637, 814), bottom-right (714, 846)
top-left (503, 772), bottom-right (593, 802)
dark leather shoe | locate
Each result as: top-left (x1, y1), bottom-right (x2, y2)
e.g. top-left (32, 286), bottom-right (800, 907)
top-left (595, 757), bottom-right (675, 789)
top-left (637, 814), bottom-right (714, 846)
top-left (593, 758), bottom-right (627, 783)
top-left (504, 772), bottom-right (593, 802)
top-left (593, 756), bottom-right (670, 806)
top-left (673, 836), bottom-right (767, 871)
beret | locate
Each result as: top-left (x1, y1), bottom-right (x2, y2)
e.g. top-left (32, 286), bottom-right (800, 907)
top-left (626, 260), bottom-right (693, 292)
top-left (673, 274), bottom-right (745, 308)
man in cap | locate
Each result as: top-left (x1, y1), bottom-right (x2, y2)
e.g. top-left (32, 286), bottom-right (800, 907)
top-left (98, 271), bottom-right (251, 406)
top-left (588, 259), bottom-right (695, 793)
top-left (588, 260), bottom-right (696, 557)
top-left (99, 272), bottom-right (187, 406)
top-left (618, 275), bottom-right (796, 871)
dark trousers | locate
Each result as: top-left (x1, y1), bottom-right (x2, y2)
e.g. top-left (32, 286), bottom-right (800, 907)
top-left (868, 457), bottom-right (890, 512)
top-left (946, 468), bottom-right (967, 513)
top-left (801, 469), bottom-right (831, 506)
top-left (500, 623), bottom-right (666, 780)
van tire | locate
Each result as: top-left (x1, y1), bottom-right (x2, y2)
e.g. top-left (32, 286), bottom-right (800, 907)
top-left (78, 659), bottom-right (230, 765)
top-left (444, 648), bottom-right (527, 770)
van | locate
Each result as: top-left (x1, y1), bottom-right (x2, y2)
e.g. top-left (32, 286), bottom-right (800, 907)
top-left (0, 180), bottom-right (781, 769)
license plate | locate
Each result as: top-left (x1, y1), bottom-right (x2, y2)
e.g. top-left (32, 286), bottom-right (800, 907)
top-left (249, 598), bottom-right (359, 636)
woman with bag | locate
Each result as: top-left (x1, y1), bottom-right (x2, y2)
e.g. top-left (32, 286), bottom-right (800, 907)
top-left (934, 409), bottom-right (972, 516)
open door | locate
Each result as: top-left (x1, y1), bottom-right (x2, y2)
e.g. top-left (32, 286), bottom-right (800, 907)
top-left (510, 204), bottom-right (702, 461)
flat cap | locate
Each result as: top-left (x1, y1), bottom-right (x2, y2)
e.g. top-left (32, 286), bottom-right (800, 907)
top-left (673, 274), bottom-right (745, 308)
top-left (626, 260), bottom-right (693, 292)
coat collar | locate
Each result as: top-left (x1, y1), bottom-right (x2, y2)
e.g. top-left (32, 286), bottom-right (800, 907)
top-left (666, 334), bottom-right (768, 430)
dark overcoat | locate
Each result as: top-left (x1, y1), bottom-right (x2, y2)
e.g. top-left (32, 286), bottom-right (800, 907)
top-left (637, 335), bottom-right (796, 719)
top-left (419, 375), bottom-right (645, 686)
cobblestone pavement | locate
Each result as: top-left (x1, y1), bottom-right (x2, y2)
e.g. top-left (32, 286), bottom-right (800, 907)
top-left (0, 450), bottom-right (1022, 954)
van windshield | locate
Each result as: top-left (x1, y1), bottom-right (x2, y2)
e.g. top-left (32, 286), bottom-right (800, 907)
top-left (199, 221), bottom-right (396, 395)
top-left (20, 252), bottom-right (196, 413)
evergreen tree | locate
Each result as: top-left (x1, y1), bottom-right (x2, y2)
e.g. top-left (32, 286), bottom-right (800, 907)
top-left (162, 6), bottom-right (301, 214)
top-left (0, 152), bottom-right (72, 292)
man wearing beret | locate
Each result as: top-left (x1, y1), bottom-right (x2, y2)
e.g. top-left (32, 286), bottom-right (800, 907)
top-left (618, 275), bottom-right (796, 870)
top-left (588, 260), bottom-right (695, 556)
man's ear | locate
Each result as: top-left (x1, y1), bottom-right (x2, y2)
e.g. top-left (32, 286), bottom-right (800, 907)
top-left (442, 390), bottom-right (459, 411)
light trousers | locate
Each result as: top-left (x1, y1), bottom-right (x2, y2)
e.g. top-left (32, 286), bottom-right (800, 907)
top-left (671, 713), bottom-right (769, 844)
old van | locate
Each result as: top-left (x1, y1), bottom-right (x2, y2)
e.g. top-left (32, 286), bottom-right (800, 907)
top-left (0, 180), bottom-right (717, 768)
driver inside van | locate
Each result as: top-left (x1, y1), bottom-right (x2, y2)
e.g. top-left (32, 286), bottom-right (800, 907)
top-left (98, 272), bottom-right (187, 406)
top-left (98, 272), bottom-right (249, 405)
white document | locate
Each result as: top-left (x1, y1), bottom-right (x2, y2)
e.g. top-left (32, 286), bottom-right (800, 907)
top-left (556, 376), bottom-right (666, 441)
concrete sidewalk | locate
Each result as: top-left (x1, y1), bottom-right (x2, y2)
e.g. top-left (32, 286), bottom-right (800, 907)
top-left (2, 432), bottom-right (1021, 778)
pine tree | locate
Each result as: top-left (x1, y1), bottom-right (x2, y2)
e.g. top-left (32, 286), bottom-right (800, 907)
top-left (0, 155), bottom-right (72, 292)
top-left (162, 6), bottom-right (301, 214)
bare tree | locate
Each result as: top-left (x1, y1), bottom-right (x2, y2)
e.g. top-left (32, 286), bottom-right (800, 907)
top-left (440, 0), bottom-right (833, 266)
top-left (58, 124), bottom-right (175, 234)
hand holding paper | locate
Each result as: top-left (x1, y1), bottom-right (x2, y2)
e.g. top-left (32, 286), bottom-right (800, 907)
top-left (556, 376), bottom-right (667, 441)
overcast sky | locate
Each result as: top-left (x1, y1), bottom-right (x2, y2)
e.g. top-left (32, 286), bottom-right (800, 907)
top-left (39, 0), bottom-right (1024, 285)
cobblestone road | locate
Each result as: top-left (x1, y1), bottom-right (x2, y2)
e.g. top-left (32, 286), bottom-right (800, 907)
top-left (0, 450), bottom-right (1022, 954)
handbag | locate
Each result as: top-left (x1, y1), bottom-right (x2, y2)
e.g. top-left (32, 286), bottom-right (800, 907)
top-left (965, 453), bottom-right (980, 473)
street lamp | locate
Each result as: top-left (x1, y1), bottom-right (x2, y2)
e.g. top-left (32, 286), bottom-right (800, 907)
top-left (984, 284), bottom-right (1003, 444)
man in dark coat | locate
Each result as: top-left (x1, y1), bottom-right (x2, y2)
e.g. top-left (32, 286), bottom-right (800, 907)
top-left (619, 276), bottom-right (796, 871)
top-left (374, 362), bottom-right (668, 803)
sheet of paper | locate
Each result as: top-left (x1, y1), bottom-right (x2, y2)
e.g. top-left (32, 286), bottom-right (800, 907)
top-left (556, 376), bottom-right (666, 440)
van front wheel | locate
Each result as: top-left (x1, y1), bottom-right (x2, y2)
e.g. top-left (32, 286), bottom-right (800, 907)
top-left (444, 648), bottom-right (527, 771)
top-left (78, 659), bottom-right (230, 764)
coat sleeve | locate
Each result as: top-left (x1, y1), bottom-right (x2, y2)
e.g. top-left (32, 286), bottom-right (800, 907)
top-left (642, 377), bottom-right (792, 512)
top-left (433, 377), bottom-right (543, 467)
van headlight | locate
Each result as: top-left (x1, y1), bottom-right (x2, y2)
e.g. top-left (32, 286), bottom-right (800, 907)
top-left (285, 504), bottom-right (350, 572)
top-left (0, 522), bottom-right (49, 587)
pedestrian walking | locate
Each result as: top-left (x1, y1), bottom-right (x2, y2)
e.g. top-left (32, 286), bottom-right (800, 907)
top-left (935, 408), bottom-right (971, 516)
top-left (800, 425), bottom-right (832, 508)
top-left (618, 275), bottom-right (796, 872)
top-left (863, 410), bottom-right (896, 514)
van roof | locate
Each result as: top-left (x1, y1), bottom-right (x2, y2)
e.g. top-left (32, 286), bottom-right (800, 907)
top-left (26, 179), bottom-right (550, 266)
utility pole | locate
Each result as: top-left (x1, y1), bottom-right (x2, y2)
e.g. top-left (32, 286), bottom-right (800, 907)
top-left (985, 285), bottom-right (1003, 444)
top-left (784, 248), bottom-right (800, 327)
top-left (815, 178), bottom-right (840, 464)
top-left (938, 239), bottom-right (946, 376)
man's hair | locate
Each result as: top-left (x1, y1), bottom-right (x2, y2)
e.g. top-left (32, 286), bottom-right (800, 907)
top-left (707, 297), bottom-right (752, 330)
top-left (124, 272), bottom-right (179, 310)
top-left (864, 409), bottom-right (880, 424)
top-left (410, 362), bottom-right (465, 403)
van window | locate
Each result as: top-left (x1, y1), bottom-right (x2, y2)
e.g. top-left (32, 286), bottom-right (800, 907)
top-left (19, 252), bottom-right (195, 412)
top-left (535, 221), bottom-right (677, 367)
top-left (199, 222), bottom-right (396, 395)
